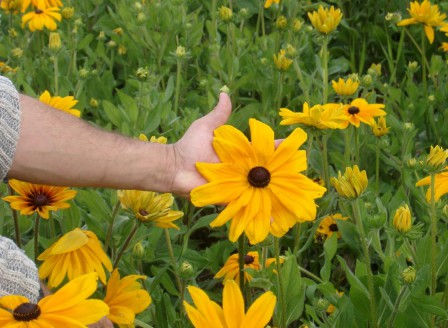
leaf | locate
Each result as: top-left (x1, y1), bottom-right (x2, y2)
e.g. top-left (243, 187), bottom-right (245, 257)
top-left (337, 256), bottom-right (370, 298)
top-left (320, 234), bottom-right (338, 281)
top-left (411, 295), bottom-right (448, 318)
top-left (117, 89), bottom-right (139, 125)
top-left (102, 99), bottom-right (130, 129)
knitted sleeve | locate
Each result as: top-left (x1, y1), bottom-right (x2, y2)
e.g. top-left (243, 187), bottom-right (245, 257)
top-left (0, 76), bottom-right (21, 181)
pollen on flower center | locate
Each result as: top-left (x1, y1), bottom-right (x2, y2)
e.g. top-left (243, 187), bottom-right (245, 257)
top-left (13, 303), bottom-right (41, 321)
top-left (348, 106), bottom-right (360, 115)
top-left (248, 166), bottom-right (271, 188)
top-left (329, 223), bottom-right (338, 232)
top-left (244, 254), bottom-right (255, 264)
top-left (33, 194), bottom-right (49, 207)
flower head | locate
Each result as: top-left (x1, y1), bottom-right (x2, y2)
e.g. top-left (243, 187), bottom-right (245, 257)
top-left (104, 269), bottom-right (151, 326)
top-left (1, 0), bottom-right (23, 14)
top-left (316, 214), bottom-right (349, 239)
top-left (191, 119), bottom-right (326, 244)
top-left (416, 167), bottom-right (448, 201)
top-left (424, 145), bottom-right (448, 171)
top-left (371, 116), bottom-right (390, 137)
top-left (0, 273), bottom-right (109, 326)
top-left (21, 0), bottom-right (61, 32)
top-left (308, 5), bottom-right (343, 34)
top-left (341, 98), bottom-right (386, 128)
top-left (397, 0), bottom-right (446, 44)
top-left (21, 0), bottom-right (62, 12)
top-left (393, 204), bottom-right (412, 233)
top-left (39, 90), bottom-right (80, 117)
top-left (332, 77), bottom-right (359, 97)
top-left (264, 0), bottom-right (280, 9)
top-left (331, 165), bottom-right (368, 199)
top-left (219, 6), bottom-right (233, 22)
top-left (2, 179), bottom-right (76, 219)
top-left (401, 266), bottom-right (417, 284)
top-left (279, 102), bottom-right (348, 130)
top-left (184, 279), bottom-right (276, 328)
top-left (38, 228), bottom-right (113, 288)
top-left (273, 49), bottom-right (293, 71)
top-left (118, 190), bottom-right (184, 229)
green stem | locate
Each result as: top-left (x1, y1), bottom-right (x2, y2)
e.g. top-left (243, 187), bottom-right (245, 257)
top-left (276, 72), bottom-right (284, 113)
top-left (174, 59), bottom-right (182, 116)
top-left (53, 55), bottom-right (59, 95)
top-left (298, 265), bottom-right (324, 283)
top-left (293, 60), bottom-right (310, 103)
top-left (274, 238), bottom-right (286, 328)
top-left (164, 228), bottom-right (182, 293)
top-left (430, 173), bottom-right (437, 296)
top-left (344, 128), bottom-right (351, 165)
top-left (387, 286), bottom-right (408, 328)
top-left (403, 237), bottom-right (419, 270)
top-left (293, 223), bottom-right (303, 259)
top-left (48, 212), bottom-right (55, 239)
top-left (375, 138), bottom-right (380, 196)
top-left (104, 202), bottom-right (121, 253)
top-left (7, 184), bottom-right (21, 248)
top-left (354, 125), bottom-right (359, 165)
top-left (238, 235), bottom-right (245, 291)
top-left (321, 36), bottom-right (329, 104)
top-left (352, 199), bottom-right (378, 328)
top-left (322, 133), bottom-right (330, 190)
top-left (421, 29), bottom-right (427, 96)
top-left (305, 131), bottom-right (314, 176)
top-left (34, 215), bottom-right (40, 262)
top-left (113, 221), bottom-right (138, 268)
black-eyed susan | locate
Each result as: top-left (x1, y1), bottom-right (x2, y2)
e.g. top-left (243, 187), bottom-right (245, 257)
top-left (308, 5), bottom-right (343, 34)
top-left (118, 190), bottom-right (184, 229)
top-left (21, 0), bottom-right (61, 32)
top-left (264, 0), bottom-right (280, 9)
top-left (104, 269), bottom-right (151, 326)
top-left (38, 228), bottom-right (113, 288)
top-left (1, 0), bottom-right (22, 14)
top-left (371, 116), bottom-right (390, 137)
top-left (2, 179), bottom-right (77, 219)
top-left (184, 279), bottom-right (276, 328)
top-left (416, 167), bottom-right (448, 201)
top-left (424, 145), bottom-right (448, 171)
top-left (39, 90), bottom-right (80, 117)
top-left (331, 165), bottom-right (368, 199)
top-left (273, 49), bottom-right (293, 71)
top-left (331, 77), bottom-right (359, 97)
top-left (279, 102), bottom-right (347, 130)
top-left (316, 214), bottom-right (349, 239)
top-left (191, 118), bottom-right (326, 245)
top-left (21, 0), bottom-right (62, 12)
top-left (341, 98), bottom-right (386, 128)
top-left (397, 0), bottom-right (446, 44)
top-left (0, 273), bottom-right (109, 327)
top-left (393, 204), bottom-right (412, 233)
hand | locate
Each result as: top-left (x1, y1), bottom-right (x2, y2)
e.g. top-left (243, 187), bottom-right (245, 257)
top-left (171, 93), bottom-right (232, 198)
top-left (87, 317), bottom-right (114, 328)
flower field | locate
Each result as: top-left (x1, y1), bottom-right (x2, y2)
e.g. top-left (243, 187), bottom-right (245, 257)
top-left (1, 0), bottom-right (448, 327)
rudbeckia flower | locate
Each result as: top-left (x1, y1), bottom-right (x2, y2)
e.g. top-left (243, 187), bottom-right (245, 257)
top-left (38, 228), bottom-right (113, 288)
top-left (371, 116), bottom-right (390, 137)
top-left (397, 0), bottom-right (446, 44)
top-left (416, 167), bottom-right (448, 201)
top-left (0, 273), bottom-right (109, 327)
top-left (191, 119), bottom-right (326, 245)
top-left (316, 213), bottom-right (349, 239)
top-left (2, 179), bottom-right (77, 219)
top-left (21, 0), bottom-right (61, 32)
top-left (264, 0), bottom-right (280, 9)
top-left (21, 0), bottom-right (62, 12)
top-left (39, 90), bottom-right (80, 117)
top-left (331, 165), bottom-right (368, 199)
top-left (331, 77), bottom-right (359, 97)
top-left (308, 5), bottom-right (343, 34)
top-left (104, 269), bottom-right (151, 326)
top-left (392, 204), bottom-right (412, 233)
top-left (279, 102), bottom-right (347, 130)
top-left (184, 279), bottom-right (276, 328)
top-left (341, 98), bottom-right (386, 128)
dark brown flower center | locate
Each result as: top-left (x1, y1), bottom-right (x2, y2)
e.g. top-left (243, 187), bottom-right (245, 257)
top-left (329, 223), bottom-right (338, 232)
top-left (248, 166), bottom-right (271, 188)
top-left (139, 209), bottom-right (149, 216)
top-left (33, 194), bottom-right (49, 207)
top-left (35, 8), bottom-right (43, 14)
top-left (348, 106), bottom-right (360, 115)
top-left (13, 303), bottom-right (41, 321)
top-left (244, 255), bottom-right (255, 265)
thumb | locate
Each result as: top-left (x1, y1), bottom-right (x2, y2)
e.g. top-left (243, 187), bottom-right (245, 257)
top-left (204, 92), bottom-right (232, 129)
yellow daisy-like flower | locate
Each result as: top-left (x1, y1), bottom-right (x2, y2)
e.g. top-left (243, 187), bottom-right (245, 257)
top-left (440, 42), bottom-right (448, 52)
top-left (214, 251), bottom-right (279, 284)
top-left (308, 5), bottom-right (343, 34)
top-left (21, 0), bottom-right (62, 12)
top-left (416, 167), bottom-right (448, 201)
top-left (38, 228), bottom-right (113, 288)
top-left (279, 102), bottom-right (348, 130)
top-left (1, 0), bottom-right (22, 14)
top-left (0, 62), bottom-right (18, 74)
top-left (273, 49), bottom-right (293, 72)
top-left (397, 0), bottom-right (446, 44)
top-left (191, 119), bottom-right (326, 245)
top-left (39, 90), bottom-right (80, 117)
top-left (264, 0), bottom-right (280, 8)
top-left (104, 269), bottom-right (151, 327)
top-left (139, 134), bottom-right (168, 144)
top-left (371, 116), bottom-right (390, 137)
top-left (316, 213), bottom-right (349, 239)
top-left (21, 0), bottom-right (61, 32)
top-left (331, 77), bottom-right (359, 97)
top-left (393, 204), bottom-right (412, 233)
top-left (118, 190), bottom-right (184, 229)
top-left (184, 279), bottom-right (276, 328)
top-left (341, 98), bottom-right (386, 128)
top-left (2, 179), bottom-right (77, 219)
top-left (0, 273), bottom-right (109, 327)
top-left (331, 165), bottom-right (368, 199)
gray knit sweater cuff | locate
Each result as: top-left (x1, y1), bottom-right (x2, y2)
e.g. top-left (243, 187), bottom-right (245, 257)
top-left (0, 76), bottom-right (21, 181)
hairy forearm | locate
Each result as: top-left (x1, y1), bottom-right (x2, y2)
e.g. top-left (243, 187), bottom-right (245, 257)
top-left (9, 95), bottom-right (176, 192)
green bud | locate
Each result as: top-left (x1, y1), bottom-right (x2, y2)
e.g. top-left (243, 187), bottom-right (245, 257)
top-left (401, 266), bottom-right (416, 284)
top-left (179, 261), bottom-right (194, 279)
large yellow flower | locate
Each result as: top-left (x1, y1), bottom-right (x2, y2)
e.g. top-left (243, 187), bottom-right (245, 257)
top-left (39, 90), bottom-right (80, 117)
top-left (2, 179), bottom-right (77, 219)
top-left (331, 77), bottom-right (359, 97)
top-left (264, 0), bottom-right (280, 9)
top-left (416, 167), bottom-right (448, 201)
top-left (279, 102), bottom-right (347, 130)
top-left (341, 98), bottom-right (386, 128)
top-left (191, 119), bottom-right (326, 245)
top-left (21, 0), bottom-right (62, 12)
top-left (0, 273), bottom-right (109, 327)
top-left (316, 213), bottom-right (349, 239)
top-left (308, 5), bottom-right (343, 34)
top-left (21, 0), bottom-right (61, 32)
top-left (118, 190), bottom-right (184, 229)
top-left (38, 228), bottom-right (113, 288)
top-left (184, 279), bottom-right (276, 328)
top-left (397, 0), bottom-right (446, 44)
top-left (104, 269), bottom-right (151, 327)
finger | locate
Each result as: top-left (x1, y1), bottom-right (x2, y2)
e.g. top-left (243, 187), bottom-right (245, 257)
top-left (202, 92), bottom-right (232, 129)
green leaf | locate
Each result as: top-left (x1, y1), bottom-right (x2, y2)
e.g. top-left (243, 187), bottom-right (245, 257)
top-left (117, 89), bottom-right (139, 125)
top-left (337, 256), bottom-right (370, 298)
top-left (411, 295), bottom-right (448, 318)
top-left (102, 100), bottom-right (129, 129)
top-left (320, 234), bottom-right (338, 281)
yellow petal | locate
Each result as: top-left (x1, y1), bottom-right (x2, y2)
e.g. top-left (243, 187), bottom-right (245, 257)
top-left (240, 291), bottom-right (276, 328)
top-left (249, 118), bottom-right (275, 166)
top-left (223, 280), bottom-right (245, 327)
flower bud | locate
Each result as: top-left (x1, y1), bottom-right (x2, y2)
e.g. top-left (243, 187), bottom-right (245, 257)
top-left (133, 241), bottom-right (145, 258)
top-left (362, 74), bottom-right (373, 87)
top-left (407, 61), bottom-right (418, 72)
top-left (425, 145), bottom-right (448, 172)
top-left (136, 67), bottom-right (150, 81)
top-left (331, 165), bottom-right (368, 199)
top-left (276, 15), bottom-right (288, 30)
top-left (113, 27), bottom-right (124, 36)
top-left (48, 32), bottom-right (62, 52)
top-left (219, 6), bottom-right (233, 22)
top-left (175, 45), bottom-right (186, 58)
top-left (118, 45), bottom-right (127, 55)
top-left (179, 261), bottom-right (194, 279)
top-left (273, 49), bottom-right (293, 71)
top-left (316, 298), bottom-right (330, 312)
top-left (285, 43), bottom-right (297, 57)
top-left (8, 28), bottom-right (18, 38)
top-left (61, 7), bottom-right (75, 19)
top-left (89, 98), bottom-right (99, 108)
top-left (368, 63), bottom-right (381, 77)
top-left (371, 116), bottom-right (390, 137)
top-left (428, 94), bottom-right (435, 102)
top-left (98, 31), bottom-right (106, 41)
top-left (292, 19), bottom-right (303, 32)
top-left (239, 8), bottom-right (249, 19)
top-left (78, 69), bottom-right (90, 79)
top-left (220, 85), bottom-right (230, 94)
top-left (11, 48), bottom-right (23, 58)
top-left (401, 266), bottom-right (416, 284)
top-left (136, 12), bottom-right (147, 23)
top-left (393, 204), bottom-right (412, 233)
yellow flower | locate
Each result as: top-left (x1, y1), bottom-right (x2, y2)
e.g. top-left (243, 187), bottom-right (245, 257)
top-left (331, 77), bottom-right (359, 97)
top-left (371, 116), bottom-right (390, 137)
top-left (1, 0), bottom-right (22, 14)
top-left (273, 49), bottom-right (293, 71)
top-left (191, 119), bottom-right (326, 245)
top-left (118, 190), bottom-right (184, 229)
top-left (326, 291), bottom-right (344, 314)
top-left (331, 165), bottom-right (368, 199)
top-left (316, 214), bottom-right (349, 239)
top-left (219, 6), bottom-right (232, 21)
top-left (184, 279), bottom-right (276, 328)
top-left (393, 204), bottom-right (412, 233)
top-left (139, 134), bottom-right (168, 144)
top-left (264, 0), bottom-right (280, 9)
top-left (440, 42), bottom-right (448, 52)
top-left (0, 62), bottom-right (18, 74)
top-left (397, 0), bottom-right (446, 44)
top-left (416, 167), bottom-right (448, 201)
top-left (104, 269), bottom-right (151, 326)
top-left (308, 5), bottom-right (343, 34)
top-left (2, 179), bottom-right (76, 219)
top-left (39, 90), bottom-right (80, 117)
top-left (38, 228), bottom-right (113, 288)
top-left (0, 273), bottom-right (109, 327)
top-left (279, 102), bottom-right (348, 130)
top-left (341, 98), bottom-right (386, 128)
top-left (425, 145), bottom-right (448, 171)
top-left (21, 0), bottom-right (62, 12)
top-left (21, 0), bottom-right (61, 32)
top-left (214, 251), bottom-right (279, 283)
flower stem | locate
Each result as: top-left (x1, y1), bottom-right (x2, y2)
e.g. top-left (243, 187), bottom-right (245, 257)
top-left (113, 221), bottom-right (138, 268)
top-left (7, 184), bottom-right (21, 248)
top-left (322, 133), bottom-right (330, 190)
top-left (238, 235), bottom-right (245, 291)
top-left (274, 237), bottom-right (287, 328)
top-left (298, 265), bottom-right (324, 283)
top-left (403, 237), bottom-right (419, 270)
top-left (34, 215), bottom-right (40, 262)
top-left (174, 59), bottom-right (182, 116)
top-left (387, 286), bottom-right (408, 328)
top-left (53, 55), bottom-right (59, 95)
top-left (353, 125), bottom-right (360, 165)
top-left (321, 36), bottom-right (329, 104)
top-left (429, 173), bottom-right (437, 296)
top-left (104, 201), bottom-right (121, 253)
top-left (164, 228), bottom-right (182, 293)
top-left (375, 138), bottom-right (380, 196)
